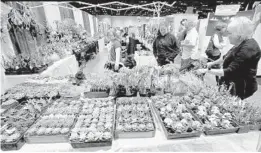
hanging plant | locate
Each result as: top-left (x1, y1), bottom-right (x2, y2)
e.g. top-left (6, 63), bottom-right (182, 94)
top-left (7, 5), bottom-right (40, 38)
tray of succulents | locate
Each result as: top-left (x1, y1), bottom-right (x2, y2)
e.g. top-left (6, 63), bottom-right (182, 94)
top-left (1, 98), bottom-right (53, 150)
top-left (181, 92), bottom-right (240, 136)
top-left (24, 98), bottom-right (82, 143)
top-left (69, 97), bottom-right (116, 148)
top-left (114, 97), bottom-right (156, 138)
top-left (150, 94), bottom-right (203, 139)
top-left (1, 124), bottom-right (25, 151)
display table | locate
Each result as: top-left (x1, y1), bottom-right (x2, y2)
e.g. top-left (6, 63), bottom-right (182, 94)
top-left (136, 37), bottom-right (153, 51)
top-left (98, 38), bottom-right (105, 52)
top-left (4, 74), bottom-right (36, 93)
top-left (41, 55), bottom-right (78, 77)
top-left (134, 52), bottom-right (157, 67)
top-left (3, 55), bottom-right (78, 92)
top-left (14, 109), bottom-right (260, 152)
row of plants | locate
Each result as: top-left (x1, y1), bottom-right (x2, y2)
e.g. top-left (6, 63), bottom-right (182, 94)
top-left (2, 4), bottom-right (97, 75)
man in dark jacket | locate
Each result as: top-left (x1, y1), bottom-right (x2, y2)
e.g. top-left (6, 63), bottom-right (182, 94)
top-left (153, 22), bottom-right (180, 66)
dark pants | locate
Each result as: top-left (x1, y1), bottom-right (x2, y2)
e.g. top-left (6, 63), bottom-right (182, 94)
top-left (219, 77), bottom-right (258, 100)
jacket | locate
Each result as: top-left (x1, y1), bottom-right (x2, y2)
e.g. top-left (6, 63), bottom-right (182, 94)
top-left (153, 33), bottom-right (180, 61)
top-left (221, 38), bottom-right (261, 99)
top-left (127, 37), bottom-right (139, 55)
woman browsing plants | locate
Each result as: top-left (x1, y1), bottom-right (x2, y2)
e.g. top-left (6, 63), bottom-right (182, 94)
top-left (197, 17), bottom-right (261, 100)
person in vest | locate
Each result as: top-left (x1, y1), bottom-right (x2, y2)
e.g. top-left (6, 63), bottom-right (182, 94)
top-left (205, 22), bottom-right (227, 84)
top-left (105, 28), bottom-right (123, 72)
top-left (153, 22), bottom-right (180, 66)
top-left (197, 17), bottom-right (261, 100)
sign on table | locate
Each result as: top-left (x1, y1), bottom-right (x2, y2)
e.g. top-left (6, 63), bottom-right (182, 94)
top-left (215, 5), bottom-right (240, 16)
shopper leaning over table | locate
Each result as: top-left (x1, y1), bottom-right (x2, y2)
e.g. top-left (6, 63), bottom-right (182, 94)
top-left (197, 16), bottom-right (261, 100)
top-left (180, 20), bottom-right (200, 70)
top-left (153, 22), bottom-right (180, 66)
top-left (105, 28), bottom-right (123, 72)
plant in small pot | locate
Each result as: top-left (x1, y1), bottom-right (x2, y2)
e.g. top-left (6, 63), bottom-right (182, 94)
top-left (237, 103), bottom-right (261, 131)
top-left (73, 70), bottom-right (86, 86)
top-left (228, 99), bottom-right (261, 133)
top-left (124, 70), bottom-right (137, 97)
top-left (112, 71), bottom-right (127, 97)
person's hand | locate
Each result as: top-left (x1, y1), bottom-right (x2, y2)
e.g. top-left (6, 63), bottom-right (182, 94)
top-left (207, 62), bottom-right (214, 69)
top-left (184, 40), bottom-right (190, 44)
top-left (114, 64), bottom-right (119, 71)
top-left (196, 68), bottom-right (208, 74)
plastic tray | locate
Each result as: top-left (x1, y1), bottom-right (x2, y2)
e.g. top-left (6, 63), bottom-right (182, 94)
top-left (84, 92), bottom-right (109, 98)
top-left (24, 135), bottom-right (69, 144)
top-left (69, 100), bottom-right (116, 148)
top-left (190, 110), bottom-right (238, 135)
top-left (24, 117), bottom-right (77, 144)
top-left (249, 123), bottom-right (261, 131)
top-left (114, 130), bottom-right (155, 138)
top-left (237, 125), bottom-right (250, 134)
top-left (71, 141), bottom-right (112, 148)
top-left (114, 99), bottom-right (156, 139)
top-left (204, 127), bottom-right (239, 135)
top-left (188, 109), bottom-right (239, 135)
top-left (152, 104), bottom-right (202, 139)
top-left (1, 137), bottom-right (25, 151)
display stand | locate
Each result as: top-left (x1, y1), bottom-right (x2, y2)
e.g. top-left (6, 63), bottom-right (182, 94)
top-left (3, 55), bottom-right (78, 93)
top-left (98, 38), bottom-right (105, 52)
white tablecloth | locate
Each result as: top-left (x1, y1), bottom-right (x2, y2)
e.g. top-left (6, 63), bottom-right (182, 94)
top-left (3, 55), bottom-right (78, 92)
top-left (41, 55), bottom-right (78, 77)
top-left (134, 53), bottom-right (157, 67)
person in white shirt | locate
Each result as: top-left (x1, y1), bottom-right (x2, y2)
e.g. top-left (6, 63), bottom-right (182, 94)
top-left (180, 20), bottom-right (199, 70)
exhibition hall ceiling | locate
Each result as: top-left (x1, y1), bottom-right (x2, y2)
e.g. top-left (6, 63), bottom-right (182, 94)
top-left (70, 0), bottom-right (254, 18)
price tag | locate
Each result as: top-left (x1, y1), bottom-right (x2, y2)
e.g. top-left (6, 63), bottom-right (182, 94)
top-left (215, 5), bottom-right (240, 16)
